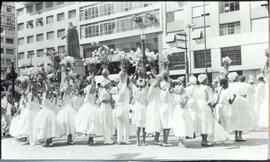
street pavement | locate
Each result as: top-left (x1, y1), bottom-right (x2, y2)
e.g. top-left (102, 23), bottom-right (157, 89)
top-left (1, 128), bottom-right (269, 160)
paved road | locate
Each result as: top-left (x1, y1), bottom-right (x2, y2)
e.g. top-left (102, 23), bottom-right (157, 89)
top-left (1, 128), bottom-right (269, 160)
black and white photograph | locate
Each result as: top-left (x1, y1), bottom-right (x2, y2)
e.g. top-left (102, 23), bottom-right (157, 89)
top-left (1, 1), bottom-right (269, 161)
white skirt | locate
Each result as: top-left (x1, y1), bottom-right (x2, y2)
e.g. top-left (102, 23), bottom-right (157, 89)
top-left (57, 104), bottom-right (77, 136)
top-left (76, 102), bottom-right (99, 135)
top-left (9, 115), bottom-right (21, 137)
top-left (34, 106), bottom-right (60, 140)
top-left (197, 99), bottom-right (214, 135)
top-left (172, 105), bottom-right (194, 137)
top-left (145, 100), bottom-right (162, 133)
top-left (132, 102), bottom-right (147, 128)
top-left (160, 103), bottom-right (172, 129)
top-left (187, 99), bottom-right (201, 135)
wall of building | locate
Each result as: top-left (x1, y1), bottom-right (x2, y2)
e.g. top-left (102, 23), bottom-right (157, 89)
top-left (1, 2), bottom-right (16, 75)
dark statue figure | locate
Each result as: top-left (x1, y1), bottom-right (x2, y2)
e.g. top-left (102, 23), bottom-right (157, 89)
top-left (62, 22), bottom-right (80, 58)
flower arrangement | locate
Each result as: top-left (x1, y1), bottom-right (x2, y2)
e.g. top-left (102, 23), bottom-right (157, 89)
top-left (59, 56), bottom-right (75, 65)
top-left (16, 75), bottom-right (29, 83)
top-left (83, 57), bottom-right (100, 66)
top-left (145, 49), bottom-right (158, 63)
top-left (222, 56), bottom-right (232, 66)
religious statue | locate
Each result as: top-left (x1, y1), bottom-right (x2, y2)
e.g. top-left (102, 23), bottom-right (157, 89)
top-left (62, 22), bottom-right (80, 58)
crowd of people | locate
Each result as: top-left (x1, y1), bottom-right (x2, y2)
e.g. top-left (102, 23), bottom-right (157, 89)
top-left (1, 51), bottom-right (269, 148)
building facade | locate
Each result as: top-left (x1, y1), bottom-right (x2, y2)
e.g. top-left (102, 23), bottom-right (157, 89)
top-left (164, 1), bottom-right (269, 81)
top-left (1, 2), bottom-right (16, 75)
top-left (15, 1), bottom-right (269, 80)
top-left (15, 2), bottom-right (80, 69)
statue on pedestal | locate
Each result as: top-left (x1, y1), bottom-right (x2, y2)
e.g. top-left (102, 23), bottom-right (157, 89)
top-left (62, 22), bottom-right (80, 58)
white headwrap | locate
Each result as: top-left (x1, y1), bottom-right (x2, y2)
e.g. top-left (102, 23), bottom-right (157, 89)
top-left (189, 76), bottom-right (197, 85)
top-left (160, 81), bottom-right (170, 90)
top-left (198, 74), bottom-right (207, 83)
top-left (228, 72), bottom-right (238, 82)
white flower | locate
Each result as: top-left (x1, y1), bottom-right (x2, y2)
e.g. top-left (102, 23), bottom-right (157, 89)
top-left (198, 74), bottom-right (208, 83)
top-left (47, 73), bottom-right (55, 79)
top-left (222, 56), bottom-right (232, 65)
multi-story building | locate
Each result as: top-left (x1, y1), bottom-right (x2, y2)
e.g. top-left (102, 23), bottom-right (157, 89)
top-left (164, 1), bottom-right (269, 81)
top-left (1, 2), bottom-right (16, 75)
top-left (15, 1), bottom-right (269, 81)
top-left (15, 2), bottom-right (80, 69)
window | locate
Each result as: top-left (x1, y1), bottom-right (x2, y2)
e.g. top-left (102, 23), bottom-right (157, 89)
top-left (17, 8), bottom-right (23, 16)
top-left (221, 46), bottom-right (241, 66)
top-left (57, 12), bottom-right (65, 21)
top-left (80, 5), bottom-right (99, 20)
top-left (6, 49), bottom-right (14, 55)
top-left (26, 5), bottom-right (33, 13)
top-left (194, 49), bottom-right (211, 68)
top-left (18, 37), bottom-right (24, 45)
top-left (220, 1), bottom-right (239, 13)
top-left (220, 21), bottom-right (240, 36)
top-left (57, 29), bottom-right (65, 38)
top-left (47, 31), bottom-right (54, 40)
top-left (100, 21), bottom-right (116, 35)
top-left (37, 49), bottom-right (44, 57)
top-left (7, 7), bottom-right (12, 12)
top-left (27, 51), bottom-right (34, 58)
top-left (166, 12), bottom-right (175, 23)
top-left (99, 3), bottom-right (115, 17)
top-left (6, 18), bottom-right (14, 25)
top-left (192, 5), bottom-right (211, 17)
top-left (36, 33), bottom-right (44, 42)
top-left (18, 52), bottom-right (24, 60)
top-left (68, 10), bottom-right (76, 19)
top-left (6, 38), bottom-right (13, 44)
top-left (27, 20), bottom-right (33, 29)
top-left (18, 23), bottom-right (24, 30)
top-left (124, 2), bottom-right (133, 11)
top-left (27, 35), bottom-right (34, 43)
top-left (46, 2), bottom-right (53, 8)
top-left (58, 46), bottom-right (65, 54)
top-left (1, 48), bottom-right (4, 54)
top-left (36, 3), bottom-right (43, 12)
top-left (168, 52), bottom-right (185, 70)
top-left (81, 23), bottom-right (99, 38)
top-left (251, 1), bottom-right (268, 8)
top-left (251, 18), bottom-right (268, 32)
top-left (57, 2), bottom-right (64, 5)
top-left (116, 17), bottom-right (134, 32)
top-left (36, 18), bottom-right (43, 27)
top-left (6, 59), bottom-right (11, 65)
top-left (46, 15), bottom-right (53, 24)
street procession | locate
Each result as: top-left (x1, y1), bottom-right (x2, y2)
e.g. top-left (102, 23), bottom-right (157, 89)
top-left (1, 21), bottom-right (269, 148)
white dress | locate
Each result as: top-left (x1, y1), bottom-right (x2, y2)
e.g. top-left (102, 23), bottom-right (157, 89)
top-left (17, 96), bottom-right (40, 142)
top-left (160, 88), bottom-right (172, 129)
top-left (255, 81), bottom-right (269, 128)
top-left (34, 98), bottom-right (60, 140)
top-left (57, 95), bottom-right (78, 136)
top-left (229, 82), bottom-right (253, 131)
top-left (10, 98), bottom-right (26, 137)
top-left (172, 94), bottom-right (194, 137)
top-left (195, 85), bottom-right (214, 135)
top-left (76, 90), bottom-right (100, 135)
top-left (132, 86), bottom-right (148, 128)
top-left (185, 85), bottom-right (200, 135)
top-left (145, 86), bottom-right (162, 133)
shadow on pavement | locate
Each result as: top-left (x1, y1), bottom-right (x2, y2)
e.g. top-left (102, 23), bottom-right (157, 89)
top-left (112, 152), bottom-right (156, 160)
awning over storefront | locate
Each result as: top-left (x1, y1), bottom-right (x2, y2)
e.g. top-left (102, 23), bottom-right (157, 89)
top-left (192, 29), bottom-right (203, 40)
top-left (165, 33), bottom-right (176, 43)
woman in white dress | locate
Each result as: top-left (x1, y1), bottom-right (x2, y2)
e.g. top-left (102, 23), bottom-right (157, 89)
top-left (172, 85), bottom-right (194, 147)
top-left (159, 80), bottom-right (173, 147)
top-left (115, 71), bottom-right (132, 145)
top-left (145, 75), bottom-right (162, 145)
top-left (255, 74), bottom-right (269, 128)
top-left (195, 74), bottom-right (215, 146)
top-left (228, 72), bottom-right (253, 142)
top-left (34, 88), bottom-right (60, 146)
top-left (16, 86), bottom-right (40, 145)
top-left (132, 78), bottom-right (148, 146)
top-left (76, 76), bottom-right (100, 145)
top-left (57, 93), bottom-right (78, 145)
top-left (210, 78), bottom-right (234, 144)
top-left (185, 76), bottom-right (200, 138)
top-left (99, 78), bottom-right (114, 144)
